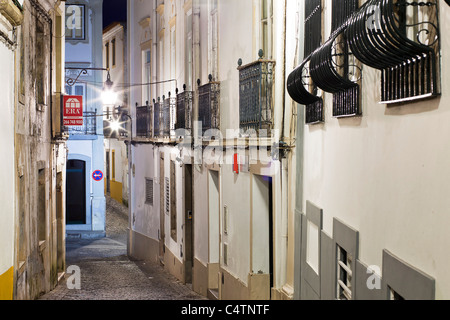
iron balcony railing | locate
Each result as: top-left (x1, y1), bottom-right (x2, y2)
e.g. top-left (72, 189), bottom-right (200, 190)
top-left (136, 102), bottom-right (152, 138)
top-left (153, 99), bottom-right (162, 138)
top-left (238, 52), bottom-right (275, 133)
top-left (176, 86), bottom-right (193, 134)
top-left (66, 111), bottom-right (97, 135)
top-left (162, 94), bottom-right (177, 138)
top-left (198, 75), bottom-right (220, 134)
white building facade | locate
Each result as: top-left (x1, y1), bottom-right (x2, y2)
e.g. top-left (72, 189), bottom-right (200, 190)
top-left (103, 21), bottom-right (129, 206)
top-left (127, 0), bottom-right (296, 300)
top-left (65, 0), bottom-right (106, 238)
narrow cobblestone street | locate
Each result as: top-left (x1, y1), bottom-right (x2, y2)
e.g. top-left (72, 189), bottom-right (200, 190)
top-left (39, 196), bottom-right (206, 300)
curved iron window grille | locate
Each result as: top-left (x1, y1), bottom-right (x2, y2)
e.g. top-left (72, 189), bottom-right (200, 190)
top-left (287, 0), bottom-right (323, 124)
top-left (310, 11), bottom-right (362, 118)
top-left (346, 0), bottom-right (441, 104)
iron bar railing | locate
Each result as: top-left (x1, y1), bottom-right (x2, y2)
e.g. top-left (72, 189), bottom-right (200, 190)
top-left (153, 98), bottom-right (162, 138)
top-left (66, 111), bottom-right (97, 135)
top-left (176, 85), bottom-right (193, 133)
top-left (238, 52), bottom-right (275, 133)
top-left (136, 102), bottom-right (152, 138)
top-left (198, 75), bottom-right (220, 134)
top-left (162, 94), bottom-right (177, 138)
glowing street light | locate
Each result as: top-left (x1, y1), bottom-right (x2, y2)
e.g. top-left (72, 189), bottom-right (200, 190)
top-left (102, 71), bottom-right (118, 106)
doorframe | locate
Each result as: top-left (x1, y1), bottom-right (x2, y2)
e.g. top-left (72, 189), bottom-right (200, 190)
top-left (66, 154), bottom-right (92, 230)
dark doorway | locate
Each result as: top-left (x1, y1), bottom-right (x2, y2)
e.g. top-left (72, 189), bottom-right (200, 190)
top-left (159, 153), bottom-right (165, 261)
top-left (184, 164), bottom-right (194, 283)
top-left (66, 160), bottom-right (86, 225)
top-left (106, 151), bottom-right (110, 194)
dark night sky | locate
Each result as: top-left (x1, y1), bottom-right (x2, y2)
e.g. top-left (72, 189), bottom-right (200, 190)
top-left (103, 0), bottom-right (127, 29)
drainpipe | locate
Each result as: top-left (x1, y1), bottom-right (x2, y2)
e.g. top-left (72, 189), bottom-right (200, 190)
top-left (193, 0), bottom-right (201, 173)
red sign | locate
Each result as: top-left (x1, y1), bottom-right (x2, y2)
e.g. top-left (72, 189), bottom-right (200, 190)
top-left (63, 95), bottom-right (84, 126)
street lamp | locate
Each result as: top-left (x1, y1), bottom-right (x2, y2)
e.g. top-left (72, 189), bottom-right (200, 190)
top-left (102, 71), bottom-right (118, 106)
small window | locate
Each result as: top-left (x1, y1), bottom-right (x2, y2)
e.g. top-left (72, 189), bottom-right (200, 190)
top-left (66, 5), bottom-right (85, 40)
top-left (112, 38), bottom-right (116, 67)
top-left (105, 42), bottom-right (110, 69)
top-left (145, 178), bottom-right (153, 205)
top-left (389, 287), bottom-right (405, 300)
top-left (336, 245), bottom-right (353, 300)
top-left (223, 205), bottom-right (228, 234)
top-left (260, 0), bottom-right (273, 59)
top-left (223, 243), bottom-right (228, 266)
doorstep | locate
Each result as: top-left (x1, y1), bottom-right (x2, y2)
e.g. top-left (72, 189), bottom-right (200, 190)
top-left (66, 230), bottom-right (106, 240)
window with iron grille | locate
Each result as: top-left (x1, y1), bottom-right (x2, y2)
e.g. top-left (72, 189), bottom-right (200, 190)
top-left (336, 245), bottom-right (353, 300)
top-left (309, 0), bottom-right (361, 118)
top-left (347, 0), bottom-right (441, 104)
top-left (287, 0), bottom-right (323, 124)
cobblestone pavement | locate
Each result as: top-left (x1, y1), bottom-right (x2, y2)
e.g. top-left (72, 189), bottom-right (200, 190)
top-left (40, 195), bottom-right (206, 301)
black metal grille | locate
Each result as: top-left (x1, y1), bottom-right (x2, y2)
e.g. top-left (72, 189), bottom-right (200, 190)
top-left (238, 58), bottom-right (275, 133)
top-left (162, 96), bottom-right (177, 138)
top-left (198, 80), bottom-right (220, 134)
top-left (346, 0), bottom-right (440, 104)
top-left (304, 0), bottom-right (322, 57)
top-left (287, 0), bottom-right (323, 125)
top-left (153, 100), bottom-right (162, 138)
top-left (136, 104), bottom-right (151, 137)
top-left (309, 0), bottom-right (361, 118)
top-left (176, 89), bottom-right (193, 132)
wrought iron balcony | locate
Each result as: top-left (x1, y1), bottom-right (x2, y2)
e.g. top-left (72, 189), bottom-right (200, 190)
top-left (153, 98), bottom-right (162, 138)
top-left (162, 94), bottom-right (177, 138)
top-left (238, 52), bottom-right (275, 133)
top-left (66, 111), bottom-right (97, 136)
top-left (136, 102), bottom-right (152, 138)
top-left (198, 76), bottom-right (220, 134)
top-left (176, 85), bottom-right (193, 134)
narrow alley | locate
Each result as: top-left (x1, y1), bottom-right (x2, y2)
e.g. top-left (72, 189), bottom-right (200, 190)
top-left (39, 197), bottom-right (205, 300)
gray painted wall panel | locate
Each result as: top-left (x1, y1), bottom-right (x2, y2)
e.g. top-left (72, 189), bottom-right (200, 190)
top-left (320, 231), bottom-right (335, 300)
top-left (355, 260), bottom-right (384, 300)
top-left (294, 209), bottom-right (302, 300)
top-left (382, 250), bottom-right (435, 300)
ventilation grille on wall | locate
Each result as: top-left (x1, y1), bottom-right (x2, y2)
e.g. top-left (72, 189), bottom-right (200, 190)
top-left (145, 178), bottom-right (153, 205)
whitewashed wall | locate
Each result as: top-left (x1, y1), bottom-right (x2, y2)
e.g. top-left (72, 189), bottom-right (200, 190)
top-left (301, 1), bottom-right (450, 300)
top-left (0, 25), bottom-right (15, 287)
